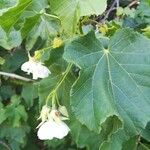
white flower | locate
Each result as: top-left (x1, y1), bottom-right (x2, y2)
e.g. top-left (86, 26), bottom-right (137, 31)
top-left (37, 105), bottom-right (51, 128)
top-left (21, 59), bottom-right (51, 79)
top-left (37, 109), bottom-right (70, 140)
top-left (21, 60), bottom-right (36, 75)
top-left (37, 118), bottom-right (70, 140)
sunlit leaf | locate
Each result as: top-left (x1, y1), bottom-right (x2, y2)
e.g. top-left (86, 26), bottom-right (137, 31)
top-left (50, 0), bottom-right (107, 34)
top-left (0, 0), bottom-right (18, 15)
top-left (0, 0), bottom-right (32, 32)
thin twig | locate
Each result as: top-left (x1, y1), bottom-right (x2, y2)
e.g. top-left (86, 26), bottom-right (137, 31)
top-left (128, 0), bottom-right (140, 8)
top-left (102, 0), bottom-right (119, 23)
top-left (116, 0), bottom-right (120, 8)
top-left (0, 71), bottom-right (32, 82)
top-left (0, 140), bottom-right (11, 150)
top-left (139, 142), bottom-right (150, 150)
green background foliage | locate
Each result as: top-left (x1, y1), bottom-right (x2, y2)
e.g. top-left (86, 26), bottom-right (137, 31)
top-left (0, 0), bottom-right (150, 150)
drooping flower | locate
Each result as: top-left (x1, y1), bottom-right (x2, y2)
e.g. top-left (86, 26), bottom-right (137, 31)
top-left (37, 105), bottom-right (51, 128)
top-left (37, 109), bottom-right (70, 140)
top-left (21, 57), bottom-right (50, 80)
top-left (37, 118), bottom-right (70, 140)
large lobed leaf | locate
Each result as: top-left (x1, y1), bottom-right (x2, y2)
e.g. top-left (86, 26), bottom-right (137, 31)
top-left (64, 28), bottom-right (150, 140)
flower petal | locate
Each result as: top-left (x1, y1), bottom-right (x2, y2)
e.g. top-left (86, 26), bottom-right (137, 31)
top-left (37, 120), bottom-right (55, 140)
top-left (53, 121), bottom-right (70, 139)
top-left (34, 63), bottom-right (51, 78)
top-left (21, 60), bottom-right (51, 80)
top-left (21, 61), bottom-right (34, 74)
top-left (37, 120), bottom-right (70, 140)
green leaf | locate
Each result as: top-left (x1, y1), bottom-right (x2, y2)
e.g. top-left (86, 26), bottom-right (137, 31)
top-left (0, 0), bottom-right (32, 32)
top-left (38, 46), bottom-right (76, 108)
top-left (5, 95), bottom-right (28, 127)
top-left (0, 56), bottom-right (5, 65)
top-left (99, 130), bottom-right (128, 150)
top-left (21, 83), bottom-right (38, 108)
top-left (25, 14), bottom-right (60, 50)
top-left (99, 128), bottom-right (138, 150)
top-left (0, 125), bottom-right (30, 150)
top-left (21, 14), bottom-right (41, 39)
top-left (0, 27), bottom-right (22, 50)
top-left (0, 26), bottom-right (8, 48)
top-left (7, 28), bottom-right (22, 48)
top-left (0, 103), bottom-right (7, 124)
top-left (69, 97), bottom-right (121, 150)
top-left (38, 75), bottom-right (60, 108)
top-left (27, 0), bottom-right (49, 12)
top-left (122, 136), bottom-right (138, 150)
top-left (0, 0), bottom-right (18, 15)
top-left (50, 0), bottom-right (107, 34)
top-left (136, 0), bottom-right (150, 18)
top-left (64, 28), bottom-right (150, 136)
top-left (2, 48), bottom-right (27, 72)
top-left (70, 118), bottom-right (101, 150)
top-left (0, 85), bottom-right (15, 100)
top-left (141, 122), bottom-right (150, 141)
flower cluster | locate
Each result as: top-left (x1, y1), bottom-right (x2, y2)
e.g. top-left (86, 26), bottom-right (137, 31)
top-left (37, 105), bottom-right (70, 140)
top-left (21, 53), bottom-right (70, 140)
top-left (21, 57), bottom-right (50, 80)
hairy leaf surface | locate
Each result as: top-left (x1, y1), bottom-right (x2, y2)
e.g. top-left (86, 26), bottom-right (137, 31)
top-left (64, 28), bottom-right (150, 136)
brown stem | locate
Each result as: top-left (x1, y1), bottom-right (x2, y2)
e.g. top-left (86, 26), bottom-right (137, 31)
top-left (128, 0), bottom-right (140, 8)
top-left (102, 0), bottom-right (119, 23)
